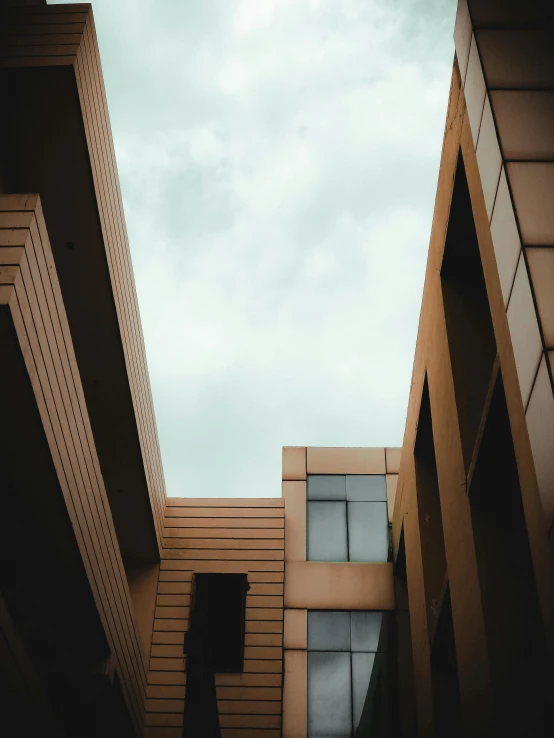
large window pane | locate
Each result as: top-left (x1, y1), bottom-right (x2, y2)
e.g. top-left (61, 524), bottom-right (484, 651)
top-left (308, 611), bottom-right (350, 652)
top-left (351, 611), bottom-right (384, 652)
top-left (346, 474), bottom-right (387, 501)
top-left (347, 501), bottom-right (389, 562)
top-left (307, 475), bottom-right (346, 500)
top-left (307, 501), bottom-right (348, 561)
top-left (352, 652), bottom-right (378, 730)
top-left (308, 652), bottom-right (352, 737)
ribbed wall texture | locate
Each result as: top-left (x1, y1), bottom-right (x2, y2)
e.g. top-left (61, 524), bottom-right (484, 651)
top-left (144, 498), bottom-right (285, 738)
top-left (0, 2), bottom-right (166, 549)
top-left (0, 194), bottom-right (146, 734)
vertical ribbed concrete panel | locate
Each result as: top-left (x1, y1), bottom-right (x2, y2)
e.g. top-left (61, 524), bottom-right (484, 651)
top-left (145, 498), bottom-right (285, 737)
top-left (0, 2), bottom-right (167, 560)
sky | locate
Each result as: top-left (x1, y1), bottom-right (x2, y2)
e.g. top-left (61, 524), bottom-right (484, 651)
top-left (64, 0), bottom-right (456, 497)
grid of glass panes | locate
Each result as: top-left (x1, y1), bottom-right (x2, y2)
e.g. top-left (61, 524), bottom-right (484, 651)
top-left (307, 475), bottom-right (389, 562)
top-left (307, 611), bottom-right (387, 737)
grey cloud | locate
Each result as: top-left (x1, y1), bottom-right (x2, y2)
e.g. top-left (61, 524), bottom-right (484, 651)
top-left (59, 0), bottom-right (457, 497)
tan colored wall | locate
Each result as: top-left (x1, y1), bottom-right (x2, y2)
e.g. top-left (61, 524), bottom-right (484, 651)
top-left (0, 2), bottom-right (166, 556)
top-left (285, 561), bottom-right (394, 610)
top-left (127, 563), bottom-right (161, 670)
top-left (455, 0), bottom-right (554, 534)
top-left (282, 650), bottom-right (307, 738)
top-left (0, 195), bottom-right (147, 734)
top-left (144, 498), bottom-right (285, 738)
top-left (392, 3), bottom-right (554, 733)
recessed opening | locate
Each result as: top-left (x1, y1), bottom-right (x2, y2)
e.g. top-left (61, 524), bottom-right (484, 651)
top-left (190, 573), bottom-right (248, 673)
top-left (414, 377), bottom-right (447, 639)
top-left (392, 529), bottom-right (418, 738)
top-left (441, 152), bottom-right (497, 472)
top-left (430, 587), bottom-right (463, 738)
top-left (469, 373), bottom-right (551, 732)
top-left (414, 377), bottom-right (462, 737)
top-left (0, 306), bottom-right (111, 719)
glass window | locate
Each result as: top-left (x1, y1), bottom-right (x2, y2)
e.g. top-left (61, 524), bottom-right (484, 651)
top-left (347, 501), bottom-right (389, 562)
top-left (308, 474), bottom-right (346, 500)
top-left (307, 611), bottom-right (388, 735)
top-left (308, 611), bottom-right (350, 652)
top-left (346, 474), bottom-right (387, 501)
top-left (350, 611), bottom-right (384, 652)
top-left (308, 652), bottom-right (352, 737)
top-left (307, 501), bottom-right (348, 562)
top-left (307, 475), bottom-right (390, 563)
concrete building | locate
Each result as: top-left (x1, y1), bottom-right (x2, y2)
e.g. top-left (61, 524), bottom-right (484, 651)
top-left (1, 0), bottom-right (554, 736)
top-left (391, 1), bottom-right (554, 736)
top-left (281, 447), bottom-right (398, 737)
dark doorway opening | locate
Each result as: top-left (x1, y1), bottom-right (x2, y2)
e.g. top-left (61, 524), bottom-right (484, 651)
top-left (430, 586), bottom-right (463, 738)
top-left (190, 573), bottom-right (248, 673)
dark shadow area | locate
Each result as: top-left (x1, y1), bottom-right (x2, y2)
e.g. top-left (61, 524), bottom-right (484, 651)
top-left (391, 531), bottom-right (418, 738)
top-left (191, 573), bottom-right (248, 673)
top-left (469, 373), bottom-right (554, 736)
top-left (0, 63), bottom-right (159, 565)
top-left (183, 573), bottom-right (248, 738)
top-left (441, 152), bottom-right (497, 473)
top-left (414, 377), bottom-right (462, 738)
top-left (414, 378), bottom-right (447, 641)
top-left (430, 587), bottom-right (462, 738)
top-left (0, 307), bottom-right (136, 736)
top-left (356, 655), bottom-right (386, 738)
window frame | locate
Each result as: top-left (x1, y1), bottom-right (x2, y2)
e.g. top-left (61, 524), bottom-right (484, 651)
top-left (307, 610), bottom-right (388, 736)
top-left (306, 474), bottom-right (389, 563)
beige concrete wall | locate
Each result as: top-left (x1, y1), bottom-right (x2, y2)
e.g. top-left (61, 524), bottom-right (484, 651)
top-left (0, 195), bottom-right (147, 734)
top-left (0, 3), bottom-right (167, 559)
top-left (285, 562), bottom-right (394, 611)
top-left (126, 562), bottom-right (160, 669)
top-left (391, 4), bottom-right (554, 731)
top-left (455, 0), bottom-right (554, 535)
top-left (144, 498), bottom-right (285, 738)
top-left (282, 650), bottom-right (307, 738)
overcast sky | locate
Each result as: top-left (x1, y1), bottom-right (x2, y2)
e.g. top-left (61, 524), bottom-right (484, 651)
top-left (67, 0), bottom-right (456, 497)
